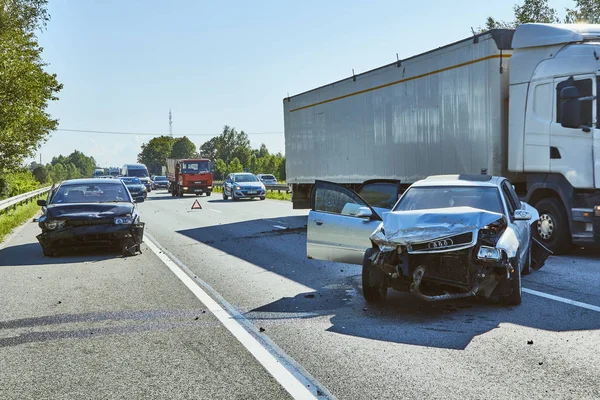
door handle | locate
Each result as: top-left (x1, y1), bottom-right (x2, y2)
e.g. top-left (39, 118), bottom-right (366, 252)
top-left (315, 220), bottom-right (323, 226)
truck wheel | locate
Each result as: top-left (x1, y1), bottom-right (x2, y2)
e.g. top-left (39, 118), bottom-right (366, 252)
top-left (500, 258), bottom-right (522, 306)
top-left (178, 186), bottom-right (184, 197)
top-left (534, 198), bottom-right (571, 255)
top-left (361, 248), bottom-right (387, 303)
top-left (206, 192), bottom-right (211, 197)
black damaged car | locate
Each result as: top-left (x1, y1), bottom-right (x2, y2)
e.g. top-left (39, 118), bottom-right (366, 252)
top-left (36, 178), bottom-right (145, 257)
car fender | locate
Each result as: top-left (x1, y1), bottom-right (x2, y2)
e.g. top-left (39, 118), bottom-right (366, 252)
top-left (496, 226), bottom-right (520, 259)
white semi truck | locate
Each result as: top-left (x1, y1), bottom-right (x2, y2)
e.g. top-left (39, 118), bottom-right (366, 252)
top-left (284, 23), bottom-right (600, 254)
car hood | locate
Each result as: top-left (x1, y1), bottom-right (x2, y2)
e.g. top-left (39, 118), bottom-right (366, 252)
top-left (46, 203), bottom-right (134, 219)
top-left (235, 182), bottom-right (263, 188)
top-left (370, 206), bottom-right (504, 249)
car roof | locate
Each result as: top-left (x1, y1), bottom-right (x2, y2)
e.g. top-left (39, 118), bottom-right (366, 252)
top-left (61, 178), bottom-right (124, 185)
top-left (232, 172), bottom-right (255, 176)
top-left (410, 174), bottom-right (504, 188)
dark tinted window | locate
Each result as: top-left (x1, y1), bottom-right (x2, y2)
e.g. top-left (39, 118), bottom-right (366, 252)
top-left (314, 182), bottom-right (368, 216)
top-left (126, 168), bottom-right (148, 177)
top-left (556, 78), bottom-right (593, 126)
top-left (357, 182), bottom-right (399, 210)
top-left (394, 186), bottom-right (504, 214)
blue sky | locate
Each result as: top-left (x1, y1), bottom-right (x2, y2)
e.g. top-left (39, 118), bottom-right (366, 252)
top-left (34, 0), bottom-right (574, 168)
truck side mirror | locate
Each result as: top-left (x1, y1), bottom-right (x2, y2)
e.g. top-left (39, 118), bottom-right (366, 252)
top-left (560, 86), bottom-right (582, 129)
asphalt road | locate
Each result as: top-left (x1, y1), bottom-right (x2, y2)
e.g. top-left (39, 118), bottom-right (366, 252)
top-left (1, 189), bottom-right (599, 399)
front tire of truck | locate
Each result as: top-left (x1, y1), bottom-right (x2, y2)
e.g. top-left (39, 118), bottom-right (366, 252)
top-left (534, 198), bottom-right (571, 255)
top-left (361, 248), bottom-right (387, 304)
top-left (206, 192), bottom-right (211, 197)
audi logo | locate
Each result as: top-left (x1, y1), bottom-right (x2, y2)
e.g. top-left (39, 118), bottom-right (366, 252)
top-left (428, 239), bottom-right (454, 249)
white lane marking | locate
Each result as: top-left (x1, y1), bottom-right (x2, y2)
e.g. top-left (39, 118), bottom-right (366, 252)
top-left (523, 288), bottom-right (600, 313)
top-left (273, 225), bottom-right (288, 230)
top-left (144, 236), bottom-right (324, 400)
top-left (208, 208), bottom-right (223, 213)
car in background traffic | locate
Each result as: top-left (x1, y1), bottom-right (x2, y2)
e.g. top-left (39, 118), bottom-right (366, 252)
top-left (120, 177), bottom-right (148, 199)
top-left (222, 173), bottom-right (266, 201)
top-left (152, 176), bottom-right (168, 190)
top-left (307, 175), bottom-right (552, 306)
top-left (36, 178), bottom-right (145, 257)
top-left (257, 174), bottom-right (278, 185)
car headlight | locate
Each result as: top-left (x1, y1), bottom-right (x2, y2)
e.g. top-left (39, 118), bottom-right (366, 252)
top-left (477, 246), bottom-right (502, 261)
top-left (45, 220), bottom-right (65, 230)
top-left (235, 185), bottom-right (242, 190)
top-left (114, 217), bottom-right (133, 225)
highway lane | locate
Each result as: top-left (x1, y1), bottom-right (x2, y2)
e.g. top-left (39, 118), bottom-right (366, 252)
top-left (140, 190), bottom-right (600, 399)
top-left (1, 190), bottom-right (599, 399)
top-left (0, 214), bottom-right (295, 399)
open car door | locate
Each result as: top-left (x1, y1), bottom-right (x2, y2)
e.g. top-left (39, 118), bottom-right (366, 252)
top-left (307, 180), bottom-right (400, 265)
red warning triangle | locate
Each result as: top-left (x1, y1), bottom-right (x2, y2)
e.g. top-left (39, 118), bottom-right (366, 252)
top-left (191, 199), bottom-right (202, 210)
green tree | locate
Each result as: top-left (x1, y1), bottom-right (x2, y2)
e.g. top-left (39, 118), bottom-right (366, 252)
top-left (65, 162), bottom-right (80, 179)
top-left (0, 0), bottom-right (63, 172)
top-left (171, 136), bottom-right (197, 159)
top-left (477, 0), bottom-right (559, 32)
top-left (565, 0), bottom-right (600, 23)
top-left (228, 157), bottom-right (244, 173)
top-left (137, 135), bottom-right (176, 175)
top-left (199, 136), bottom-right (219, 160)
top-left (32, 165), bottom-right (48, 183)
top-left (277, 156), bottom-right (286, 181)
top-left (66, 150), bottom-right (96, 177)
top-left (214, 158), bottom-right (227, 180)
top-left (48, 163), bottom-right (66, 183)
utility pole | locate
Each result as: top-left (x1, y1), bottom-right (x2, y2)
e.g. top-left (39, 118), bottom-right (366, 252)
top-left (169, 109), bottom-right (173, 136)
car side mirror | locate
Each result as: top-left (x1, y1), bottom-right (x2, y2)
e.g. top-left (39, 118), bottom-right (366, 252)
top-left (37, 199), bottom-right (47, 206)
top-left (355, 207), bottom-right (373, 218)
top-left (135, 196), bottom-right (145, 203)
top-left (514, 210), bottom-right (532, 221)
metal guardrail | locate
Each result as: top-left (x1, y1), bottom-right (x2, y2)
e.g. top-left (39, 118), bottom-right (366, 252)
top-left (0, 186), bottom-right (52, 214)
top-left (213, 181), bottom-right (291, 193)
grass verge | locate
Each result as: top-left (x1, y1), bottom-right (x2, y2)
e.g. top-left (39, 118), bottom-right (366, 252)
top-left (0, 201), bottom-right (41, 244)
top-left (212, 185), bottom-right (291, 201)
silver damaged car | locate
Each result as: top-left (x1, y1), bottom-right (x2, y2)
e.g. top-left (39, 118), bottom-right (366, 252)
top-left (307, 175), bottom-right (552, 306)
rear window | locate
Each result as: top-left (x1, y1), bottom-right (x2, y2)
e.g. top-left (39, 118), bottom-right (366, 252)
top-left (261, 175), bottom-right (275, 180)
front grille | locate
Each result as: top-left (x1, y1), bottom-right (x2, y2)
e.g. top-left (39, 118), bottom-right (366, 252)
top-left (424, 251), bottom-right (471, 284)
top-left (67, 219), bottom-right (113, 227)
top-left (410, 232), bottom-right (474, 252)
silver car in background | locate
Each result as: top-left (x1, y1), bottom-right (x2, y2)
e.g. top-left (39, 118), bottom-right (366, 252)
top-left (306, 175), bottom-right (551, 306)
top-left (257, 174), bottom-right (278, 185)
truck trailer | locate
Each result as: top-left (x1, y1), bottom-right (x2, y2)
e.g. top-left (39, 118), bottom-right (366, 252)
top-left (284, 23), bottom-right (600, 254)
top-left (166, 158), bottom-right (213, 197)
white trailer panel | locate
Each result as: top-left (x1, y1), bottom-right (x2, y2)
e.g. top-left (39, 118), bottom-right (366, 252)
top-left (284, 31), bottom-right (513, 184)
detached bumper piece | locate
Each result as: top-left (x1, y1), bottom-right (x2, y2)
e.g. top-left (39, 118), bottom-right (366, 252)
top-left (37, 222), bottom-right (145, 257)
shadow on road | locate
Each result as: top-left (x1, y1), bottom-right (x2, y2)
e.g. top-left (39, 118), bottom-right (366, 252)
top-left (176, 217), bottom-right (600, 350)
top-left (0, 242), bottom-right (125, 266)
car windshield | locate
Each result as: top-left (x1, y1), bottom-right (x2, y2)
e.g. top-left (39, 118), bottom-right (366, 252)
top-left (394, 186), bottom-right (504, 214)
top-left (233, 174), bottom-right (258, 183)
top-left (182, 161), bottom-right (210, 174)
top-left (50, 183), bottom-right (130, 204)
top-left (121, 177), bottom-right (141, 184)
top-left (126, 168), bottom-right (148, 177)
top-left (155, 176), bottom-right (167, 181)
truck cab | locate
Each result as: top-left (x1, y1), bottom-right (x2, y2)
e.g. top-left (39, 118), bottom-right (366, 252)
top-left (167, 158), bottom-right (213, 197)
top-left (508, 24), bottom-right (600, 252)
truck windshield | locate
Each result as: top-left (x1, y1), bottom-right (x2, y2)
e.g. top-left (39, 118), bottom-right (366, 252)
top-left (182, 161), bottom-right (210, 174)
top-left (394, 186), bottom-right (504, 215)
top-left (127, 168), bottom-right (148, 177)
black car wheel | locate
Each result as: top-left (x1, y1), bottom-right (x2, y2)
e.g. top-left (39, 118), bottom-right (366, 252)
top-left (232, 192), bottom-right (239, 202)
top-left (521, 247), bottom-right (532, 276)
top-left (260, 196), bottom-right (266, 200)
top-left (361, 248), bottom-right (388, 303)
top-left (42, 246), bottom-right (56, 257)
top-left (500, 257), bottom-right (522, 306)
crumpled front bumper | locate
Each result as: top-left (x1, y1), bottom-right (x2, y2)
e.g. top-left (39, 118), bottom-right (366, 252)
top-left (37, 223), bottom-right (145, 249)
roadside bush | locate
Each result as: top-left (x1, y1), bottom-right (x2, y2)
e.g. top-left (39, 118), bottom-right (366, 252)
top-left (0, 170), bottom-right (40, 199)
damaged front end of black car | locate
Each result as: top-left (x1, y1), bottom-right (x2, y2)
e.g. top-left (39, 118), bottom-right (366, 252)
top-left (36, 202), bottom-right (145, 257)
top-left (363, 207), bottom-right (552, 306)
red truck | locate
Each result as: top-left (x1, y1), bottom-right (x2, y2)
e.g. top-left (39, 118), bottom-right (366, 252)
top-left (166, 158), bottom-right (213, 197)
